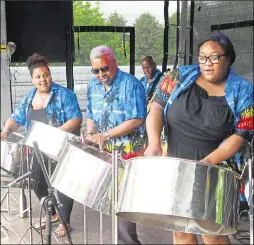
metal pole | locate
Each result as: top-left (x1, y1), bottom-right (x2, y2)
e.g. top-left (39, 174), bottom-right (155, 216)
top-left (48, 159), bottom-right (52, 178)
top-left (162, 0), bottom-right (169, 73)
top-left (83, 205), bottom-right (88, 244)
top-left (248, 158), bottom-right (253, 245)
top-left (99, 212), bottom-right (103, 244)
top-left (27, 148), bottom-right (33, 244)
top-left (111, 149), bottom-right (119, 244)
top-left (1, 1), bottom-right (13, 125)
top-left (129, 28), bottom-right (135, 75)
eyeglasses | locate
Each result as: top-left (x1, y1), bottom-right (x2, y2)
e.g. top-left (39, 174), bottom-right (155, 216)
top-left (91, 66), bottom-right (110, 74)
top-left (198, 53), bottom-right (226, 64)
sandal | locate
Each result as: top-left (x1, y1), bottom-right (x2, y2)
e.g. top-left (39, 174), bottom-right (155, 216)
top-left (55, 225), bottom-right (73, 237)
top-left (35, 215), bottom-right (59, 229)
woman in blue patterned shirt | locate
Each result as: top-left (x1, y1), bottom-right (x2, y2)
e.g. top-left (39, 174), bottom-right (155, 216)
top-left (1, 53), bottom-right (82, 237)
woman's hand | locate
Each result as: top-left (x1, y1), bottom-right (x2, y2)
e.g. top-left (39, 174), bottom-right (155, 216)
top-left (144, 143), bottom-right (162, 156)
top-left (199, 134), bottom-right (244, 165)
top-left (0, 131), bottom-right (9, 141)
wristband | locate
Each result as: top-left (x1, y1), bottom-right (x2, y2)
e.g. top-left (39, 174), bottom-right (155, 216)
top-left (103, 131), bottom-right (111, 140)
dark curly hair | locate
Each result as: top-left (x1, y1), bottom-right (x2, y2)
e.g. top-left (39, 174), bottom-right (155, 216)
top-left (197, 31), bottom-right (236, 65)
top-left (26, 53), bottom-right (50, 76)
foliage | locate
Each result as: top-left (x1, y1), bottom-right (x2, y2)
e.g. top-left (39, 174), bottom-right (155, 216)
top-left (73, 1), bottom-right (176, 66)
top-left (106, 11), bottom-right (127, 26)
top-left (134, 13), bottom-right (164, 65)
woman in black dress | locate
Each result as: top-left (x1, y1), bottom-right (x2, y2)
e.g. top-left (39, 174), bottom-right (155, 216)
top-left (145, 31), bottom-right (253, 244)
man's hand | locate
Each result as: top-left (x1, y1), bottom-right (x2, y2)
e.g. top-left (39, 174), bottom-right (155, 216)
top-left (91, 133), bottom-right (107, 146)
top-left (144, 144), bottom-right (162, 156)
top-left (85, 133), bottom-right (93, 142)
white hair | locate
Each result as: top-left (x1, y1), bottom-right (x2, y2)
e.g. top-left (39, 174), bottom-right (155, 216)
top-left (90, 46), bottom-right (115, 60)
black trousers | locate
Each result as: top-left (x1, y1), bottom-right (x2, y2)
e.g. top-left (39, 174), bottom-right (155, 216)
top-left (118, 219), bottom-right (141, 244)
top-left (31, 154), bottom-right (74, 224)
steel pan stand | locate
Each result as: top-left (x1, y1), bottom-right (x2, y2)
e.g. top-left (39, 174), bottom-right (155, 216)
top-left (248, 157), bottom-right (253, 245)
top-left (16, 146), bottom-right (41, 244)
top-left (111, 149), bottom-right (119, 244)
top-left (239, 140), bottom-right (253, 245)
top-left (247, 139), bottom-right (253, 245)
top-left (32, 141), bottom-right (73, 245)
top-left (82, 138), bottom-right (105, 245)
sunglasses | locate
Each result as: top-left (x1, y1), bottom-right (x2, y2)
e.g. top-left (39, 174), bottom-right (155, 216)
top-left (91, 66), bottom-right (110, 74)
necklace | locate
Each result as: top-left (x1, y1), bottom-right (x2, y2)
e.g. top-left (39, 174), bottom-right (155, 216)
top-left (37, 93), bottom-right (49, 105)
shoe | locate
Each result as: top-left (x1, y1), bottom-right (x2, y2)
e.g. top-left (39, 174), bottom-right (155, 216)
top-left (55, 224), bottom-right (73, 237)
top-left (35, 215), bottom-right (59, 229)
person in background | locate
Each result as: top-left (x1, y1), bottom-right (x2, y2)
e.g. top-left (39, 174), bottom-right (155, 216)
top-left (145, 31), bottom-right (253, 244)
top-left (0, 53), bottom-right (82, 237)
top-left (85, 46), bottom-right (146, 244)
top-left (140, 55), bottom-right (162, 106)
top-left (140, 56), bottom-right (168, 155)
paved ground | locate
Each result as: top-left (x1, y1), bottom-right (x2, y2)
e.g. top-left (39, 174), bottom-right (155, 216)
top-left (1, 187), bottom-right (251, 244)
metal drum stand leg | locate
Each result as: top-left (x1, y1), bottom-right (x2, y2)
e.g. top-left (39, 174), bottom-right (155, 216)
top-left (17, 148), bottom-right (41, 245)
top-left (248, 158), bottom-right (253, 245)
top-left (83, 205), bottom-right (88, 244)
top-left (111, 149), bottom-right (119, 244)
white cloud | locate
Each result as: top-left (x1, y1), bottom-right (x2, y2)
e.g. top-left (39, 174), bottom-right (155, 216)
top-left (96, 1), bottom-right (177, 25)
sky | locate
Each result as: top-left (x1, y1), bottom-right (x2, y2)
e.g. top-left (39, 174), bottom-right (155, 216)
top-left (97, 1), bottom-right (177, 25)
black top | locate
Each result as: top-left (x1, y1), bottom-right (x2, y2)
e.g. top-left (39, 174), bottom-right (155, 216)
top-left (27, 106), bottom-right (48, 125)
top-left (166, 82), bottom-right (235, 161)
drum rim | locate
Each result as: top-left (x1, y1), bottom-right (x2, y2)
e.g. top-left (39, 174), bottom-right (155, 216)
top-left (125, 156), bottom-right (241, 176)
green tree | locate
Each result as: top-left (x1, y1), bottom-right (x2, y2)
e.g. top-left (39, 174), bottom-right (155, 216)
top-left (74, 1), bottom-right (105, 26)
top-left (105, 12), bottom-right (130, 65)
top-left (134, 13), bottom-right (164, 65)
top-left (73, 1), bottom-right (129, 65)
top-left (106, 11), bottom-right (127, 26)
top-left (73, 1), bottom-right (106, 64)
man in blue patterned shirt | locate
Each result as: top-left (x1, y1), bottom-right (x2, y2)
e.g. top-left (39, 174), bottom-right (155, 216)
top-left (139, 55), bottom-right (162, 106)
top-left (86, 46), bottom-right (146, 244)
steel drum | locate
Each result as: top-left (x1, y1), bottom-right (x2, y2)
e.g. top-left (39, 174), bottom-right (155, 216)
top-left (1, 141), bottom-right (22, 177)
top-left (24, 120), bottom-right (80, 161)
top-left (50, 141), bottom-right (123, 215)
top-left (116, 156), bottom-right (241, 235)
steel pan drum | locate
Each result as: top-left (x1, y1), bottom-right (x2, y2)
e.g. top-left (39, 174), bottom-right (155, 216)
top-left (24, 121), bottom-right (80, 161)
top-left (1, 141), bottom-right (22, 177)
top-left (116, 157), bottom-right (241, 235)
top-left (50, 142), bottom-right (123, 215)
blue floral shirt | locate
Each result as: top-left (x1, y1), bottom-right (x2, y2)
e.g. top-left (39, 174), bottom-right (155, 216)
top-left (139, 69), bottom-right (162, 97)
top-left (11, 82), bottom-right (82, 133)
top-left (86, 68), bottom-right (147, 159)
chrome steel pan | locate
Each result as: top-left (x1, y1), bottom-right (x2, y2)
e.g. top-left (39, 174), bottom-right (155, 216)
top-left (50, 142), bottom-right (123, 215)
top-left (1, 141), bottom-right (22, 177)
top-left (116, 157), bottom-right (241, 235)
top-left (24, 121), bottom-right (79, 161)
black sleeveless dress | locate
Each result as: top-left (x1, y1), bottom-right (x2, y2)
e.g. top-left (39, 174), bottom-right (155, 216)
top-left (166, 82), bottom-right (234, 161)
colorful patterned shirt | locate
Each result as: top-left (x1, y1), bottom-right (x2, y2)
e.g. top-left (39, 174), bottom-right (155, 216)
top-left (154, 64), bottom-right (253, 136)
top-left (11, 82), bottom-right (82, 133)
top-left (139, 69), bottom-right (162, 97)
top-left (86, 68), bottom-right (147, 159)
